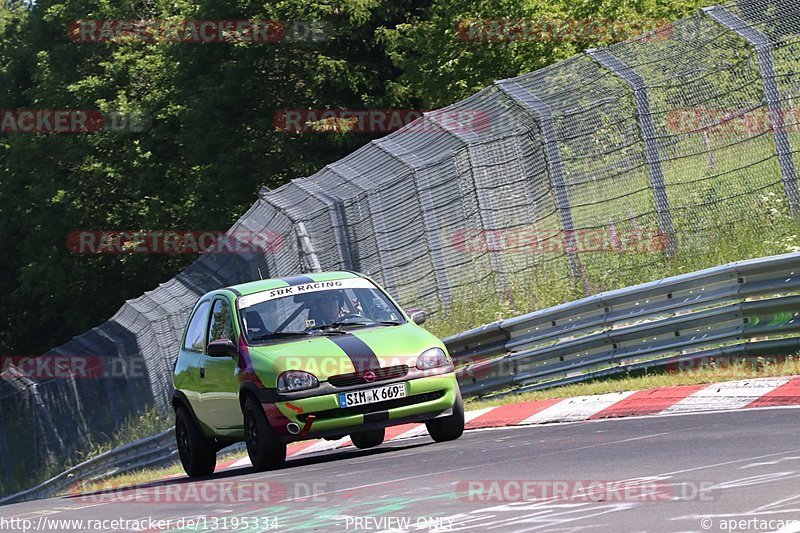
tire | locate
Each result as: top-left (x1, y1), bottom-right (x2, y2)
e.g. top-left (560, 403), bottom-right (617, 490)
top-left (350, 428), bottom-right (385, 449)
top-left (426, 387), bottom-right (465, 442)
top-left (175, 406), bottom-right (216, 477)
top-left (244, 397), bottom-right (286, 471)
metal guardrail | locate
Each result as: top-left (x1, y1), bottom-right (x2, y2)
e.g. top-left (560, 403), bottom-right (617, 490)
top-left (0, 429), bottom-right (252, 505)
top-left (0, 429), bottom-right (178, 506)
top-left (4, 252), bottom-right (798, 505)
top-left (447, 252), bottom-right (800, 397)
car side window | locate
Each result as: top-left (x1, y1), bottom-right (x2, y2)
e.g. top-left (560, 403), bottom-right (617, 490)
top-left (208, 298), bottom-right (235, 343)
top-left (183, 300), bottom-right (211, 352)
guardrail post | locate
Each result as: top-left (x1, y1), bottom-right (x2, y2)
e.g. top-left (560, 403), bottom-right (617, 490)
top-left (494, 79), bottom-right (587, 285)
top-left (585, 49), bottom-right (677, 254)
top-left (373, 137), bottom-right (453, 307)
top-left (702, 5), bottom-right (800, 218)
top-left (293, 179), bottom-right (356, 271)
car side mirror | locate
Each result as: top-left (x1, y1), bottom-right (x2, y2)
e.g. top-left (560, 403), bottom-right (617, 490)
top-left (407, 308), bottom-right (426, 325)
top-left (207, 338), bottom-right (239, 357)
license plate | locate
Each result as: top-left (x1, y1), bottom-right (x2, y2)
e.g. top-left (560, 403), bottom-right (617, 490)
top-left (338, 383), bottom-right (408, 408)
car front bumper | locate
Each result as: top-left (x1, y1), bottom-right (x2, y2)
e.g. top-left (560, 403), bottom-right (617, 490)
top-left (259, 373), bottom-right (459, 441)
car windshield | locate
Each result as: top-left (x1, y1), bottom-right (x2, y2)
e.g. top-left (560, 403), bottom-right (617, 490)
top-left (237, 278), bottom-right (405, 344)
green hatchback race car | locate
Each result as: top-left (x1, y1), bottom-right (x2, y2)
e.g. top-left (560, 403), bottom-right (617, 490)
top-left (172, 271), bottom-right (464, 476)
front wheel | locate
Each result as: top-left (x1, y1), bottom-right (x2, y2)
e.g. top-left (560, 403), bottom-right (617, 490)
top-left (244, 397), bottom-right (286, 471)
top-left (175, 406), bottom-right (216, 477)
top-left (426, 387), bottom-right (465, 442)
top-left (350, 428), bottom-right (385, 449)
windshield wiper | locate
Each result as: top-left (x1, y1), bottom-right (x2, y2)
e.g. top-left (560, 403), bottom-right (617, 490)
top-left (302, 323), bottom-right (351, 335)
top-left (329, 321), bottom-right (371, 328)
top-left (329, 320), bottom-right (402, 328)
top-left (249, 331), bottom-right (312, 343)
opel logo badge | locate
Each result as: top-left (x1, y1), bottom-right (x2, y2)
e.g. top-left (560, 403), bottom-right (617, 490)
top-left (363, 371), bottom-right (376, 383)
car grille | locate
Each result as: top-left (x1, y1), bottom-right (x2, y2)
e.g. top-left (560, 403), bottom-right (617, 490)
top-left (298, 391), bottom-right (445, 421)
top-left (327, 365), bottom-right (409, 388)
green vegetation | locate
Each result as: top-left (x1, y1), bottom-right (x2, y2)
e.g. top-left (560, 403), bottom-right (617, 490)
top-left (0, 0), bottom-right (716, 358)
top-left (424, 162), bottom-right (800, 339)
top-left (75, 405), bottom-right (173, 461)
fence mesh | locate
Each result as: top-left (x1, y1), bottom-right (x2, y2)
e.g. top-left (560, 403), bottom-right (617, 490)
top-left (3, 0), bottom-right (800, 496)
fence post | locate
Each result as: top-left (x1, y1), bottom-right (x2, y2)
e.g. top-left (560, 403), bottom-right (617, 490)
top-left (259, 193), bottom-right (309, 275)
top-left (374, 137), bottom-right (452, 307)
top-left (702, 5), bottom-right (800, 218)
top-left (431, 118), bottom-right (510, 297)
top-left (494, 79), bottom-right (587, 285)
top-left (327, 163), bottom-right (401, 299)
top-left (586, 49), bottom-right (677, 254)
top-left (294, 178), bottom-right (356, 271)
top-left (295, 222), bottom-right (322, 272)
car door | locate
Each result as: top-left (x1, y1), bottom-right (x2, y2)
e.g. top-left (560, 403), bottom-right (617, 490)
top-left (200, 295), bottom-right (242, 434)
top-left (174, 298), bottom-right (212, 431)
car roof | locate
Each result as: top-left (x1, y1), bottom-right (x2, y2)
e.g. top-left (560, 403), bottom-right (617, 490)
top-left (224, 271), bottom-right (364, 296)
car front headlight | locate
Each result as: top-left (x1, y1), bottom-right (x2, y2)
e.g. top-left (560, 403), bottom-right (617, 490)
top-left (277, 370), bottom-right (319, 392)
top-left (415, 347), bottom-right (454, 372)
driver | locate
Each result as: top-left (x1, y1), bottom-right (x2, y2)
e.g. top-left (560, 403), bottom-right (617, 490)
top-left (308, 291), bottom-right (344, 327)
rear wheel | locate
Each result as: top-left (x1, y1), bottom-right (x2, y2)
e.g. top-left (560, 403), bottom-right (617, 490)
top-left (426, 387), bottom-right (465, 442)
top-left (350, 428), bottom-right (385, 449)
top-left (175, 406), bottom-right (216, 477)
top-left (244, 397), bottom-right (286, 471)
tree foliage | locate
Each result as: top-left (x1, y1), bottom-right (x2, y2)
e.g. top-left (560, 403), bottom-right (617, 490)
top-left (0, 0), bottom-right (711, 356)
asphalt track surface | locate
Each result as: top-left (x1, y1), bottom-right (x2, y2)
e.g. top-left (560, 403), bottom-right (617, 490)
top-left (3, 407), bottom-right (800, 533)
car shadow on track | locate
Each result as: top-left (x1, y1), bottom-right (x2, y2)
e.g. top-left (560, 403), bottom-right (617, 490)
top-left (224, 439), bottom-right (436, 475)
top-left (61, 440), bottom-right (435, 501)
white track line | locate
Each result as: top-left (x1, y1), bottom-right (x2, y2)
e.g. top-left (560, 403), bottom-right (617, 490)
top-left (292, 435), bottom-right (351, 457)
top-left (391, 406), bottom-right (497, 442)
top-left (228, 456), bottom-right (252, 469)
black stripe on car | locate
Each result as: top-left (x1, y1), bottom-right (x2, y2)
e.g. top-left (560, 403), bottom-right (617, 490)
top-left (328, 335), bottom-right (381, 373)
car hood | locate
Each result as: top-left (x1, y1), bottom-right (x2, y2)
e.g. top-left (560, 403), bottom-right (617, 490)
top-left (246, 323), bottom-right (444, 385)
